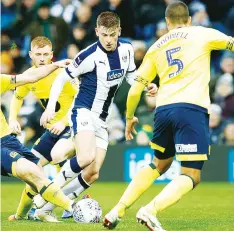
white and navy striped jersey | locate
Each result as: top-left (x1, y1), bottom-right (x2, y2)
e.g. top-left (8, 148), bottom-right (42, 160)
top-left (65, 39), bottom-right (136, 121)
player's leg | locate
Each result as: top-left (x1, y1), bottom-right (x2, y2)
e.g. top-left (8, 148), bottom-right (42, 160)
top-left (1, 143), bottom-right (37, 220)
top-left (53, 109), bottom-right (97, 187)
top-left (37, 147), bottom-right (107, 218)
top-left (63, 119), bottom-right (109, 199)
top-left (141, 162), bottom-right (202, 221)
top-left (104, 109), bottom-right (175, 229)
top-left (50, 138), bottom-right (75, 165)
top-left (1, 137), bottom-right (73, 219)
top-left (14, 158), bottom-right (74, 212)
top-left (3, 151), bottom-right (72, 221)
top-left (137, 108), bottom-right (209, 231)
top-left (9, 133), bottom-right (52, 220)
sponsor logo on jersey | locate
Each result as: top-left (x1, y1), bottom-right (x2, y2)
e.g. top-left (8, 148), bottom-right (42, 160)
top-left (107, 69), bottom-right (124, 81)
top-left (175, 144), bottom-right (198, 153)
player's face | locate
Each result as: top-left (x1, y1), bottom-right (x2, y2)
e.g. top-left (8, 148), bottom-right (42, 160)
top-left (29, 45), bottom-right (53, 67)
top-left (96, 26), bottom-right (121, 52)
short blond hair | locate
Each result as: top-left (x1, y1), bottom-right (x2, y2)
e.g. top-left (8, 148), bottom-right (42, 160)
top-left (97, 11), bottom-right (120, 29)
top-left (31, 36), bottom-right (52, 49)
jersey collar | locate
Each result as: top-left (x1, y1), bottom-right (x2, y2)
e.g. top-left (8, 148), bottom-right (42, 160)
top-left (97, 40), bottom-right (120, 53)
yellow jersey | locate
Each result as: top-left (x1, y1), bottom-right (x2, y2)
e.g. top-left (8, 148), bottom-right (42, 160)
top-left (0, 74), bottom-right (16, 138)
top-left (11, 68), bottom-right (78, 128)
top-left (138, 26), bottom-right (234, 112)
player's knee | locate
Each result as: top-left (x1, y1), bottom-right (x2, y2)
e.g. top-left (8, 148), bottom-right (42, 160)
top-left (77, 153), bottom-right (95, 168)
top-left (51, 151), bottom-right (65, 165)
top-left (91, 172), bottom-right (99, 182)
top-left (152, 157), bottom-right (173, 174)
top-left (181, 167), bottom-right (201, 187)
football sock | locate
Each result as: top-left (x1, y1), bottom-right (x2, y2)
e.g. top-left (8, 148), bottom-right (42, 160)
top-left (115, 163), bottom-right (161, 217)
top-left (55, 160), bottom-right (67, 173)
top-left (53, 157), bottom-right (83, 187)
top-left (15, 184), bottom-right (37, 218)
top-left (145, 174), bottom-right (194, 216)
top-left (67, 173), bottom-right (90, 199)
top-left (39, 173), bottom-right (90, 212)
top-left (39, 180), bottom-right (73, 212)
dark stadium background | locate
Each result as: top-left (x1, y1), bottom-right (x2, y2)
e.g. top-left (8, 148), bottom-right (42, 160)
top-left (1, 1), bottom-right (234, 230)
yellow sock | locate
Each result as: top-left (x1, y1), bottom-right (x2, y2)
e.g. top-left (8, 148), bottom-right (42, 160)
top-left (55, 164), bottom-right (61, 173)
top-left (15, 184), bottom-right (37, 218)
top-left (39, 180), bottom-right (73, 212)
top-left (145, 174), bottom-right (194, 216)
top-left (115, 163), bottom-right (161, 217)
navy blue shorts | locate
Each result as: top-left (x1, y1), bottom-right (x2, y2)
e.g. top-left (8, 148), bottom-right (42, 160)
top-left (1, 134), bottom-right (39, 176)
top-left (150, 103), bottom-right (210, 169)
top-left (33, 126), bottom-right (71, 162)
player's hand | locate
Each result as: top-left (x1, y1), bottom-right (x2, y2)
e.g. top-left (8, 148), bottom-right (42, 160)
top-left (40, 109), bottom-right (55, 128)
top-left (9, 120), bottom-right (21, 135)
top-left (53, 59), bottom-right (72, 68)
top-left (49, 121), bottom-right (66, 135)
top-left (146, 83), bottom-right (158, 96)
top-left (125, 117), bottom-right (139, 141)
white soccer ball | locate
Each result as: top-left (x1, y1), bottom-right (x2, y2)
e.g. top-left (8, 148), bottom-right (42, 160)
top-left (73, 198), bottom-right (102, 223)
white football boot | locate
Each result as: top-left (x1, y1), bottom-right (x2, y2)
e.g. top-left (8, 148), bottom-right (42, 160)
top-left (103, 209), bottom-right (121, 229)
top-left (136, 207), bottom-right (166, 231)
top-left (34, 209), bottom-right (60, 222)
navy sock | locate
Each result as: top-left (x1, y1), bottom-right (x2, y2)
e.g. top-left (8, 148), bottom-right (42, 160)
top-left (78, 174), bottom-right (90, 189)
top-left (70, 157), bottom-right (82, 173)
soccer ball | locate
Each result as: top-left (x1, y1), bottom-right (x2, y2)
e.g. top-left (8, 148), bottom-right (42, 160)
top-left (73, 198), bottom-right (102, 223)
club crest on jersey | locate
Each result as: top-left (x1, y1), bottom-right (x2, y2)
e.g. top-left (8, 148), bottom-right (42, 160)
top-left (122, 55), bottom-right (127, 62)
top-left (107, 69), bottom-right (124, 81)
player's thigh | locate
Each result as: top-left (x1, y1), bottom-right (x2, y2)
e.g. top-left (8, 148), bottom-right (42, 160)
top-left (51, 138), bottom-right (76, 164)
top-left (1, 146), bottom-right (23, 177)
top-left (173, 108), bottom-right (210, 162)
top-left (150, 110), bottom-right (175, 161)
top-left (71, 108), bottom-right (97, 162)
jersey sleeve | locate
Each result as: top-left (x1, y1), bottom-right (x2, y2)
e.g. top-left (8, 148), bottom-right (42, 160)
top-left (136, 51), bottom-right (157, 86)
top-left (205, 28), bottom-right (234, 51)
top-left (125, 44), bottom-right (137, 85)
top-left (65, 50), bottom-right (96, 79)
top-left (0, 75), bottom-right (15, 94)
top-left (14, 84), bottom-right (30, 100)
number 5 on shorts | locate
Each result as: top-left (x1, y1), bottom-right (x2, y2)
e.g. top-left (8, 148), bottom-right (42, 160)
top-left (166, 47), bottom-right (184, 78)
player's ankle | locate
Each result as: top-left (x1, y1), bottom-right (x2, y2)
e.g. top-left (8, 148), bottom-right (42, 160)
top-left (144, 202), bottom-right (158, 216)
top-left (115, 202), bottom-right (127, 218)
top-left (15, 214), bottom-right (23, 220)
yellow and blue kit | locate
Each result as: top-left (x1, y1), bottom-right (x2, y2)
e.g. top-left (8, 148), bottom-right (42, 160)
top-left (9, 67), bottom-right (78, 162)
top-left (131, 26), bottom-right (234, 169)
top-left (0, 75), bottom-right (39, 176)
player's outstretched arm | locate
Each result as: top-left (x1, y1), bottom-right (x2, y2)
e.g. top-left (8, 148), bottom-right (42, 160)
top-left (14, 59), bottom-right (71, 87)
top-left (40, 70), bottom-right (71, 127)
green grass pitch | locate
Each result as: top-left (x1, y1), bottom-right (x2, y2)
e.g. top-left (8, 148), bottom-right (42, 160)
top-left (1, 182), bottom-right (234, 231)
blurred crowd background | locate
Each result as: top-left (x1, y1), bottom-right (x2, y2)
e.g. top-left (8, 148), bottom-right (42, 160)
top-left (1, 0), bottom-right (234, 147)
